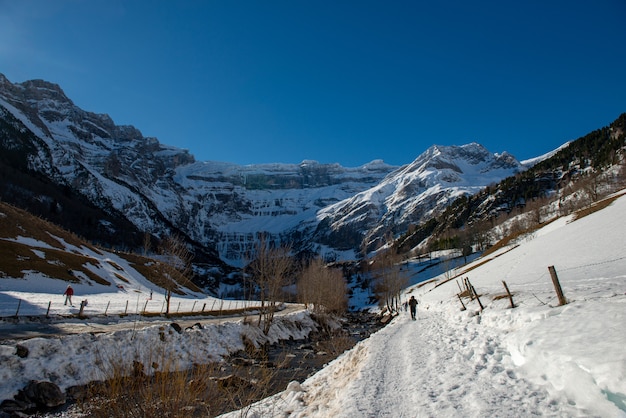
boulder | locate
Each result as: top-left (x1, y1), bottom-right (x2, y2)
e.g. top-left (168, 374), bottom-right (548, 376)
top-left (19, 380), bottom-right (66, 408)
top-left (15, 344), bottom-right (29, 358)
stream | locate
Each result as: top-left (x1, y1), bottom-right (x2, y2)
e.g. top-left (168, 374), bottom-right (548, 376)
top-left (26, 311), bottom-right (388, 417)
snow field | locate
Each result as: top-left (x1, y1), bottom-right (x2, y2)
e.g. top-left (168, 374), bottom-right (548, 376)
top-left (220, 194), bottom-right (626, 417)
top-left (1, 192), bottom-right (625, 416)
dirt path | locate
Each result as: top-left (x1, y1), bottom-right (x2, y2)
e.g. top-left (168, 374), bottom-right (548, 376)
top-left (0, 303), bottom-right (305, 341)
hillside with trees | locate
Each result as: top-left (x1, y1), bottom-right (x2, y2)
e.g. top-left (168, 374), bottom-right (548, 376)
top-left (395, 113), bottom-right (626, 257)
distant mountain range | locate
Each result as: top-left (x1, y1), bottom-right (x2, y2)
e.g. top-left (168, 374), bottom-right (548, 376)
top-left (0, 73), bottom-right (575, 288)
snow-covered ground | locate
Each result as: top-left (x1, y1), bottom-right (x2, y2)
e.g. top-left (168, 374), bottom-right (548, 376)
top-left (1, 193), bottom-right (625, 416)
top-left (220, 193), bottom-right (626, 417)
top-left (0, 230), bottom-right (310, 403)
top-left (0, 306), bottom-right (317, 404)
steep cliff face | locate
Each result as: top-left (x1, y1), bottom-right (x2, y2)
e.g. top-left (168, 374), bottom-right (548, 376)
top-left (0, 73), bottom-right (524, 272)
top-left (169, 159), bottom-right (397, 265)
top-left (0, 74), bottom-right (192, 201)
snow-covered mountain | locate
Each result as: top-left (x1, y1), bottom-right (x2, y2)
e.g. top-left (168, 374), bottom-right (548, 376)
top-left (315, 143), bottom-right (523, 252)
top-left (0, 73), bottom-right (524, 270)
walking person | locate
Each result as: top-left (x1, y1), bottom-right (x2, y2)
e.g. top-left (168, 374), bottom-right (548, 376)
top-left (64, 285), bottom-right (74, 306)
top-left (408, 295), bottom-right (418, 320)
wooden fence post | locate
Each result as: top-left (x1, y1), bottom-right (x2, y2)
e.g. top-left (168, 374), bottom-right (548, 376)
top-left (502, 281), bottom-right (515, 308)
top-left (548, 266), bottom-right (567, 306)
top-left (78, 300), bottom-right (86, 317)
top-left (457, 294), bottom-right (467, 311)
top-left (471, 285), bottom-right (484, 311)
top-left (465, 278), bottom-right (475, 300)
top-left (46, 301), bottom-right (52, 318)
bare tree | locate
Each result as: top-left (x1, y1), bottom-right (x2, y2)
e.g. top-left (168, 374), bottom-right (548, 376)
top-left (469, 220), bottom-right (493, 252)
top-left (524, 198), bottom-right (545, 226)
top-left (297, 257), bottom-right (348, 314)
top-left (581, 170), bottom-right (606, 204)
top-left (142, 231), bottom-right (152, 256)
top-left (158, 234), bottom-right (194, 316)
top-left (247, 236), bottom-right (294, 335)
top-left (371, 248), bottom-right (408, 313)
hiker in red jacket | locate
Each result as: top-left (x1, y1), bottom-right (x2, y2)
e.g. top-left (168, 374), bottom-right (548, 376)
top-left (64, 285), bottom-right (74, 306)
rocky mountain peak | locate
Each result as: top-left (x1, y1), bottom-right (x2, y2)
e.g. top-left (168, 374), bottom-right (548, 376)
top-left (0, 73), bottom-right (527, 271)
top-left (0, 74), bottom-right (72, 109)
top-left (492, 151), bottom-right (520, 169)
top-left (21, 79), bottom-right (72, 105)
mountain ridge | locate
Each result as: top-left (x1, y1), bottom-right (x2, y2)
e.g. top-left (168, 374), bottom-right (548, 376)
top-left (0, 73), bottom-right (565, 288)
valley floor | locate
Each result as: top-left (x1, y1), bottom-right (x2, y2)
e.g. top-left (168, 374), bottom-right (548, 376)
top-left (222, 303), bottom-right (624, 418)
top-left (220, 193), bottom-right (626, 418)
top-left (2, 194), bottom-right (625, 418)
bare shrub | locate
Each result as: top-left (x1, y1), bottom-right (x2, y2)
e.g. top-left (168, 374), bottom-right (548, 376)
top-left (366, 247), bottom-right (408, 313)
top-left (297, 257), bottom-right (348, 315)
top-left (246, 236), bottom-right (294, 335)
top-left (158, 234), bottom-right (195, 315)
top-left (79, 346), bottom-right (286, 417)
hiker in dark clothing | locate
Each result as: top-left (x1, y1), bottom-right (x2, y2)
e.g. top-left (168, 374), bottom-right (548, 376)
top-left (408, 295), bottom-right (418, 320)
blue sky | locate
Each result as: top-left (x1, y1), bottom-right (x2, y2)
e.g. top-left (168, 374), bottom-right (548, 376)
top-left (1, 1), bottom-right (625, 167)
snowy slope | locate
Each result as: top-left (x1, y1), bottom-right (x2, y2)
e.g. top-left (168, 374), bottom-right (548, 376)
top-left (316, 143), bottom-right (523, 250)
top-left (220, 192), bottom-right (626, 417)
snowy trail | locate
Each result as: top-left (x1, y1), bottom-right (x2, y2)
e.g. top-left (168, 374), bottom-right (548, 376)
top-left (232, 310), bottom-right (584, 418)
top-left (338, 314), bottom-right (423, 417)
top-left (208, 194), bottom-right (626, 418)
top-left (322, 311), bottom-right (573, 418)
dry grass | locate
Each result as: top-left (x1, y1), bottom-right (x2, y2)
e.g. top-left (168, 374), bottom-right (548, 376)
top-left (0, 201), bottom-right (106, 282)
top-left (0, 239), bottom-right (109, 284)
top-left (316, 332), bottom-right (356, 357)
top-left (78, 360), bottom-right (220, 417)
top-left (0, 201), bottom-right (201, 295)
top-left (0, 201), bottom-right (99, 251)
top-left (75, 345), bottom-right (293, 417)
